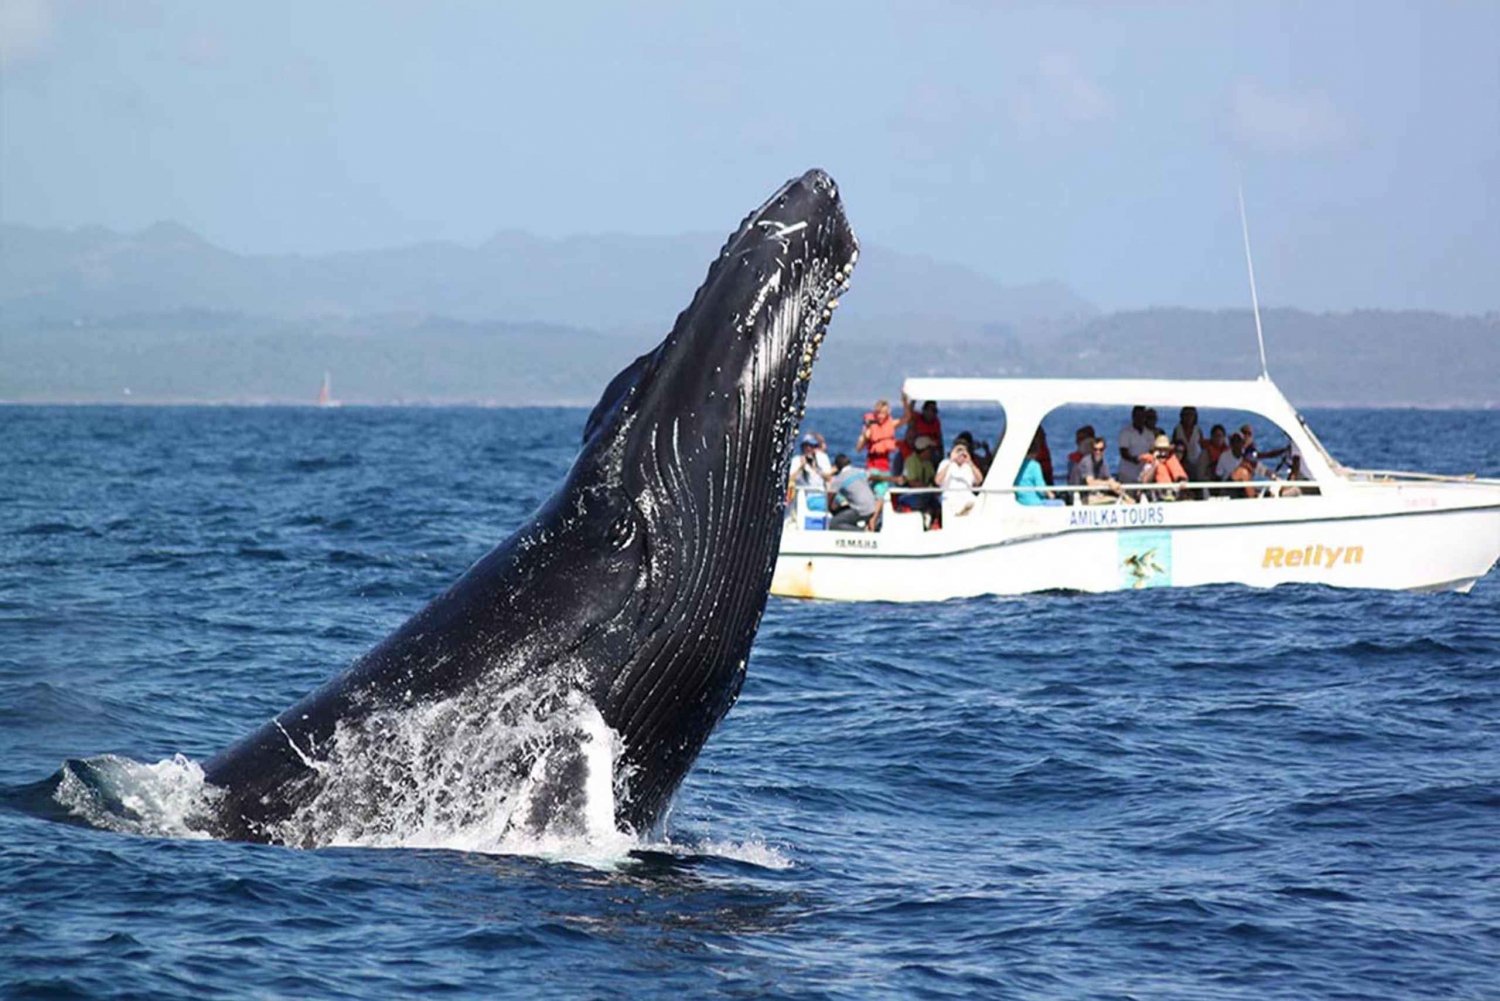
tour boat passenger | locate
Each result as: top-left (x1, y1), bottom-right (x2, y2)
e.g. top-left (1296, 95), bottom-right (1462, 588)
top-left (1204, 424), bottom-right (1230, 475)
top-left (787, 433), bottom-right (833, 511)
top-left (1065, 425), bottom-right (1097, 489)
top-left (855, 399), bottom-right (899, 495)
top-left (1171, 406), bottom-right (1209, 483)
top-left (1012, 430), bottom-right (1056, 506)
top-left (891, 435), bottom-right (941, 527)
top-left (1117, 406), bottom-right (1156, 485)
top-left (1215, 432), bottom-right (1247, 482)
top-left (1033, 426), bottom-right (1055, 486)
top-left (1140, 433), bottom-right (1189, 500)
top-left (953, 430), bottom-right (994, 476)
top-left (826, 453), bottom-right (880, 531)
top-left (1228, 446), bottom-right (1273, 498)
top-left (1068, 436), bottom-right (1128, 505)
top-left (900, 395), bottom-right (944, 454)
top-left (936, 441), bottom-right (982, 485)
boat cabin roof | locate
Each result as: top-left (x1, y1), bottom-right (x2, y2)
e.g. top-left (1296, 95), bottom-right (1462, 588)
top-left (900, 375), bottom-right (1340, 485)
top-left (902, 376), bottom-right (1293, 416)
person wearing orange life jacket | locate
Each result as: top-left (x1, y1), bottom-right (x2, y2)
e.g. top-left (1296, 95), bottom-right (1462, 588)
top-left (1140, 433), bottom-right (1189, 500)
top-left (855, 398), bottom-right (900, 495)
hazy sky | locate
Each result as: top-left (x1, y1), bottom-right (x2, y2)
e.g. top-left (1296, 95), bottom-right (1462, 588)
top-left (3, 1), bottom-right (1497, 312)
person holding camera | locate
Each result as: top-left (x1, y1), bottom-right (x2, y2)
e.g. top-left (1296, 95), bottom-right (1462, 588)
top-left (936, 441), bottom-right (985, 518)
top-left (936, 441), bottom-right (983, 489)
top-left (855, 398), bottom-right (900, 491)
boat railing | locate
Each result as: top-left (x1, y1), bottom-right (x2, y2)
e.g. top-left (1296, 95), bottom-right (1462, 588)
top-left (1341, 468), bottom-right (1500, 486)
top-left (787, 479), bottom-right (1301, 517)
top-left (883, 480), bottom-right (1288, 497)
top-left (790, 479), bottom-right (1296, 498)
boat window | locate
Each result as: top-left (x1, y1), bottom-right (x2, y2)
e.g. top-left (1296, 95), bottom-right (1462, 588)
top-left (1039, 401), bottom-right (1317, 502)
top-left (792, 399), bottom-right (1010, 529)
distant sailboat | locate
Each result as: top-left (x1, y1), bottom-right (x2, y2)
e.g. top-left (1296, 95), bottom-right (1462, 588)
top-left (316, 371), bottom-right (341, 408)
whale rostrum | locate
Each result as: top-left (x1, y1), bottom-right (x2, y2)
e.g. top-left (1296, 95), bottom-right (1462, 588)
top-left (200, 170), bottom-right (859, 845)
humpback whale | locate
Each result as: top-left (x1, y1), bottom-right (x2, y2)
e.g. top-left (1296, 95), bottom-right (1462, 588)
top-left (198, 169), bottom-right (858, 845)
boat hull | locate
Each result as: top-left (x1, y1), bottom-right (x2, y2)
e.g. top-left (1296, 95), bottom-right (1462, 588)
top-left (772, 499), bottom-right (1500, 601)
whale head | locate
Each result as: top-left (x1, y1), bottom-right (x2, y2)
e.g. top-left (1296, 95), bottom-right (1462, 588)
top-left (558, 168), bottom-right (859, 830)
top-left (580, 168), bottom-right (857, 491)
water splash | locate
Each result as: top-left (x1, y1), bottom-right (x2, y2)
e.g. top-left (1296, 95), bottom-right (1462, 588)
top-left (50, 754), bottom-right (221, 840)
top-left (284, 685), bottom-right (638, 863)
top-left (674, 836), bottom-right (794, 871)
top-left (41, 688), bottom-right (792, 872)
top-left (47, 684), bottom-right (646, 866)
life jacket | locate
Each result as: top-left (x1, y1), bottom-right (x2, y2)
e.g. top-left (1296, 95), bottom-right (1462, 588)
top-left (863, 414), bottom-right (897, 469)
top-left (912, 413), bottom-right (941, 441)
top-left (1152, 454), bottom-right (1187, 483)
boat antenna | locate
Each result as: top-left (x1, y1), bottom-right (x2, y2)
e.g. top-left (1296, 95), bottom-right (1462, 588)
top-left (1237, 183), bottom-right (1270, 380)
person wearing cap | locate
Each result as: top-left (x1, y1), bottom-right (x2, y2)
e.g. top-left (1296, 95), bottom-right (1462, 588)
top-left (891, 434), bottom-right (941, 525)
top-left (1238, 421), bottom-right (1290, 463)
top-left (1228, 446), bottom-right (1272, 498)
top-left (787, 432), bottom-right (833, 510)
top-left (1140, 432), bottom-right (1189, 500)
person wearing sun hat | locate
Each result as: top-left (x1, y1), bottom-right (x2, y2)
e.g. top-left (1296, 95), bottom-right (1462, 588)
top-left (1141, 432), bottom-right (1189, 500)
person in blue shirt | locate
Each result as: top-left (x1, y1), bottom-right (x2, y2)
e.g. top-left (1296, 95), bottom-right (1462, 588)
top-left (1013, 429), bottom-right (1055, 506)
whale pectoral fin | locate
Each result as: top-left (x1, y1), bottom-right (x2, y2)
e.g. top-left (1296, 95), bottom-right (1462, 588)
top-left (583, 347), bottom-right (660, 443)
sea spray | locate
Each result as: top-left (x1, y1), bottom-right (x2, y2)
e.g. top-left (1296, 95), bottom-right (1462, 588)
top-left (52, 754), bottom-right (221, 839)
top-left (42, 690), bottom-right (787, 870)
top-left (263, 677), bottom-right (639, 861)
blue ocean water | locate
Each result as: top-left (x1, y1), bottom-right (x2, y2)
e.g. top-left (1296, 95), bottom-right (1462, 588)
top-left (2, 404), bottom-right (1498, 1000)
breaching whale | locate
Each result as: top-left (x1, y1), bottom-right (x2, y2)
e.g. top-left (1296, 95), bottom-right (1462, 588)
top-left (197, 169), bottom-right (858, 845)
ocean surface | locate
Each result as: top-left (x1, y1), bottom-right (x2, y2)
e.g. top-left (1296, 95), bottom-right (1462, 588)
top-left (2, 404), bottom-right (1497, 1000)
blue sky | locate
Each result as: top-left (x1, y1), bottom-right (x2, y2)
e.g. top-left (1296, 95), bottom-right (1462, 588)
top-left (3, 1), bottom-right (1496, 312)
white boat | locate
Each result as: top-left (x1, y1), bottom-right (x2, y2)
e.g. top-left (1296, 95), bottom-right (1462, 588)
top-left (772, 376), bottom-right (1500, 601)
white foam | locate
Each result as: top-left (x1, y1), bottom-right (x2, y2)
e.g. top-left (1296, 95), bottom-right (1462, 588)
top-left (259, 680), bottom-right (644, 867)
top-left (666, 835), bottom-right (794, 871)
top-left (53, 753), bottom-right (220, 839)
top-left (49, 696), bottom-right (788, 874)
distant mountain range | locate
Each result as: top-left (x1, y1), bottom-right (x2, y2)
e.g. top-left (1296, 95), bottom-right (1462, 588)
top-left (1, 223), bottom-right (1494, 407)
top-left (0, 221), bottom-right (1092, 336)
